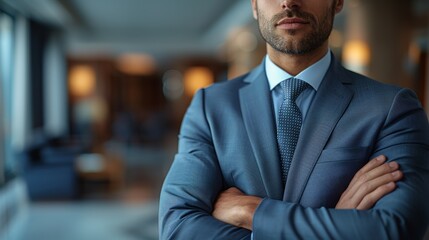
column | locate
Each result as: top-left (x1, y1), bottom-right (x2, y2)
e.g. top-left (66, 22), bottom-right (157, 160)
top-left (343, 0), bottom-right (413, 88)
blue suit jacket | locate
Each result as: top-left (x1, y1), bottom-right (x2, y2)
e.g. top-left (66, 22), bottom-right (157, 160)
top-left (159, 56), bottom-right (429, 239)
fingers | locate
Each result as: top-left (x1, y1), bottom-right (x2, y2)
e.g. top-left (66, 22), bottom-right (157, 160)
top-left (336, 155), bottom-right (403, 210)
top-left (348, 158), bottom-right (399, 196)
top-left (356, 182), bottom-right (396, 210)
top-left (349, 155), bottom-right (387, 187)
top-left (353, 169), bottom-right (403, 209)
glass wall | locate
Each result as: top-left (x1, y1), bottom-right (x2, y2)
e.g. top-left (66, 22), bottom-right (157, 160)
top-left (0, 10), bottom-right (15, 185)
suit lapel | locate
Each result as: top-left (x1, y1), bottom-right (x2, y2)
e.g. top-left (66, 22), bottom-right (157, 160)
top-left (239, 64), bottom-right (284, 200)
top-left (283, 60), bottom-right (354, 202)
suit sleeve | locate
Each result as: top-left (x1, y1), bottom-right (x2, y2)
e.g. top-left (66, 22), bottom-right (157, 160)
top-left (253, 88), bottom-right (429, 239)
top-left (159, 89), bottom-right (251, 240)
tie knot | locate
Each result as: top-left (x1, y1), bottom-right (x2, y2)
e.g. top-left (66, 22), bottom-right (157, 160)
top-left (280, 78), bottom-right (309, 101)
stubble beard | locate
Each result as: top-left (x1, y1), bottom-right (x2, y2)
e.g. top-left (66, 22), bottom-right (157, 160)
top-left (257, 3), bottom-right (336, 55)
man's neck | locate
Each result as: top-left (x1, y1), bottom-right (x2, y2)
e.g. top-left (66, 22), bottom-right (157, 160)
top-left (267, 43), bottom-right (329, 76)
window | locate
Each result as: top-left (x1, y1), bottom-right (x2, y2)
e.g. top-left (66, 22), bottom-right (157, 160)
top-left (0, 10), bottom-right (15, 185)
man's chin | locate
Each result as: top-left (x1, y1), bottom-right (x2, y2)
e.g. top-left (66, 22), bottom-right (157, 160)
top-left (271, 44), bottom-right (319, 55)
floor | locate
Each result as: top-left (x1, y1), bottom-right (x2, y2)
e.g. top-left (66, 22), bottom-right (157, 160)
top-left (15, 143), bottom-right (172, 240)
top-left (14, 200), bottom-right (429, 240)
top-left (18, 200), bottom-right (159, 240)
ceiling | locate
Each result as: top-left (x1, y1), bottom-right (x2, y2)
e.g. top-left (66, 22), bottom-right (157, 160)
top-left (2, 0), bottom-right (429, 62)
top-left (3, 0), bottom-right (254, 61)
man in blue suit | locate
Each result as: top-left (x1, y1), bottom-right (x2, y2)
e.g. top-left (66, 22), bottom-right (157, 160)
top-left (159, 0), bottom-right (429, 239)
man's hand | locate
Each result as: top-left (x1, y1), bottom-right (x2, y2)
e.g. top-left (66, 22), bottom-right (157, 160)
top-left (336, 155), bottom-right (403, 209)
top-left (212, 187), bottom-right (262, 230)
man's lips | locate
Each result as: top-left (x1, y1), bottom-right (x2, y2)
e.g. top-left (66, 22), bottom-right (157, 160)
top-left (276, 17), bottom-right (309, 30)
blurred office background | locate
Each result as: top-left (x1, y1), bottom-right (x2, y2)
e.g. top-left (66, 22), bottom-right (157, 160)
top-left (0, 0), bottom-right (428, 239)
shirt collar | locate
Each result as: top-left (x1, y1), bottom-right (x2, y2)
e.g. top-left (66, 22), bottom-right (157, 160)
top-left (265, 51), bottom-right (331, 91)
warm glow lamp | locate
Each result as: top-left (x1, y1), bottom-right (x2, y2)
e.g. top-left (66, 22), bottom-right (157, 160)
top-left (343, 40), bottom-right (371, 74)
top-left (69, 65), bottom-right (96, 98)
top-left (116, 54), bottom-right (156, 75)
top-left (184, 67), bottom-right (214, 97)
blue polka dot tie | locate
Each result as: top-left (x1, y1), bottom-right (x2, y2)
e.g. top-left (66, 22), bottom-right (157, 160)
top-left (277, 78), bottom-right (309, 185)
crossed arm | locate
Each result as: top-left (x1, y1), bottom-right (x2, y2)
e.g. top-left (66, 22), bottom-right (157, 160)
top-left (159, 89), bottom-right (429, 239)
top-left (212, 155), bottom-right (403, 230)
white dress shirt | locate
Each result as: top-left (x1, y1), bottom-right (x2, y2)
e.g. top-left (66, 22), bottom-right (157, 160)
top-left (265, 51), bottom-right (331, 124)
